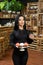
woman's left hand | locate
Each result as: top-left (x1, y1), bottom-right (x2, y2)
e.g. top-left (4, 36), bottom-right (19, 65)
top-left (29, 34), bottom-right (34, 39)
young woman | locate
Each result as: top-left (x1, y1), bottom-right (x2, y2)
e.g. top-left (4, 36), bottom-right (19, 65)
top-left (10, 14), bottom-right (34, 65)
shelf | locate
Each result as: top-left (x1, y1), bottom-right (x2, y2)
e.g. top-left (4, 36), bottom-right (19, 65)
top-left (39, 0), bottom-right (43, 2)
top-left (0, 12), bottom-right (17, 19)
top-left (39, 13), bottom-right (43, 14)
top-left (0, 17), bottom-right (15, 19)
top-left (27, 2), bottom-right (38, 14)
top-left (34, 37), bottom-right (43, 40)
top-left (38, 25), bottom-right (43, 28)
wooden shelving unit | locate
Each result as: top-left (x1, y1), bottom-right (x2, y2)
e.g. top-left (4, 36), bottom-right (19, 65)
top-left (26, 1), bottom-right (43, 51)
top-left (0, 37), bottom-right (5, 59)
top-left (0, 26), bottom-right (14, 59)
top-left (40, 40), bottom-right (43, 51)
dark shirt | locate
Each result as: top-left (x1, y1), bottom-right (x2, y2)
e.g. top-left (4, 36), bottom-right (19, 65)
top-left (10, 29), bottom-right (33, 55)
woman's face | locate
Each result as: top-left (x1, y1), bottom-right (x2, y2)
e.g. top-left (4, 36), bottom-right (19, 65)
top-left (18, 16), bottom-right (25, 27)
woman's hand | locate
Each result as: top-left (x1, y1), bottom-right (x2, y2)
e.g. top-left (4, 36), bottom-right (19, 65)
top-left (24, 42), bottom-right (29, 47)
top-left (16, 43), bottom-right (20, 47)
top-left (29, 34), bottom-right (34, 39)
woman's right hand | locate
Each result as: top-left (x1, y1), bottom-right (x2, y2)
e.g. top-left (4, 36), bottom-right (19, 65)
top-left (24, 42), bottom-right (29, 47)
top-left (16, 43), bottom-right (20, 47)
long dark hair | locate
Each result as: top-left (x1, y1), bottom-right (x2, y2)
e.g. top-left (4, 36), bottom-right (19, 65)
top-left (14, 14), bottom-right (26, 30)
